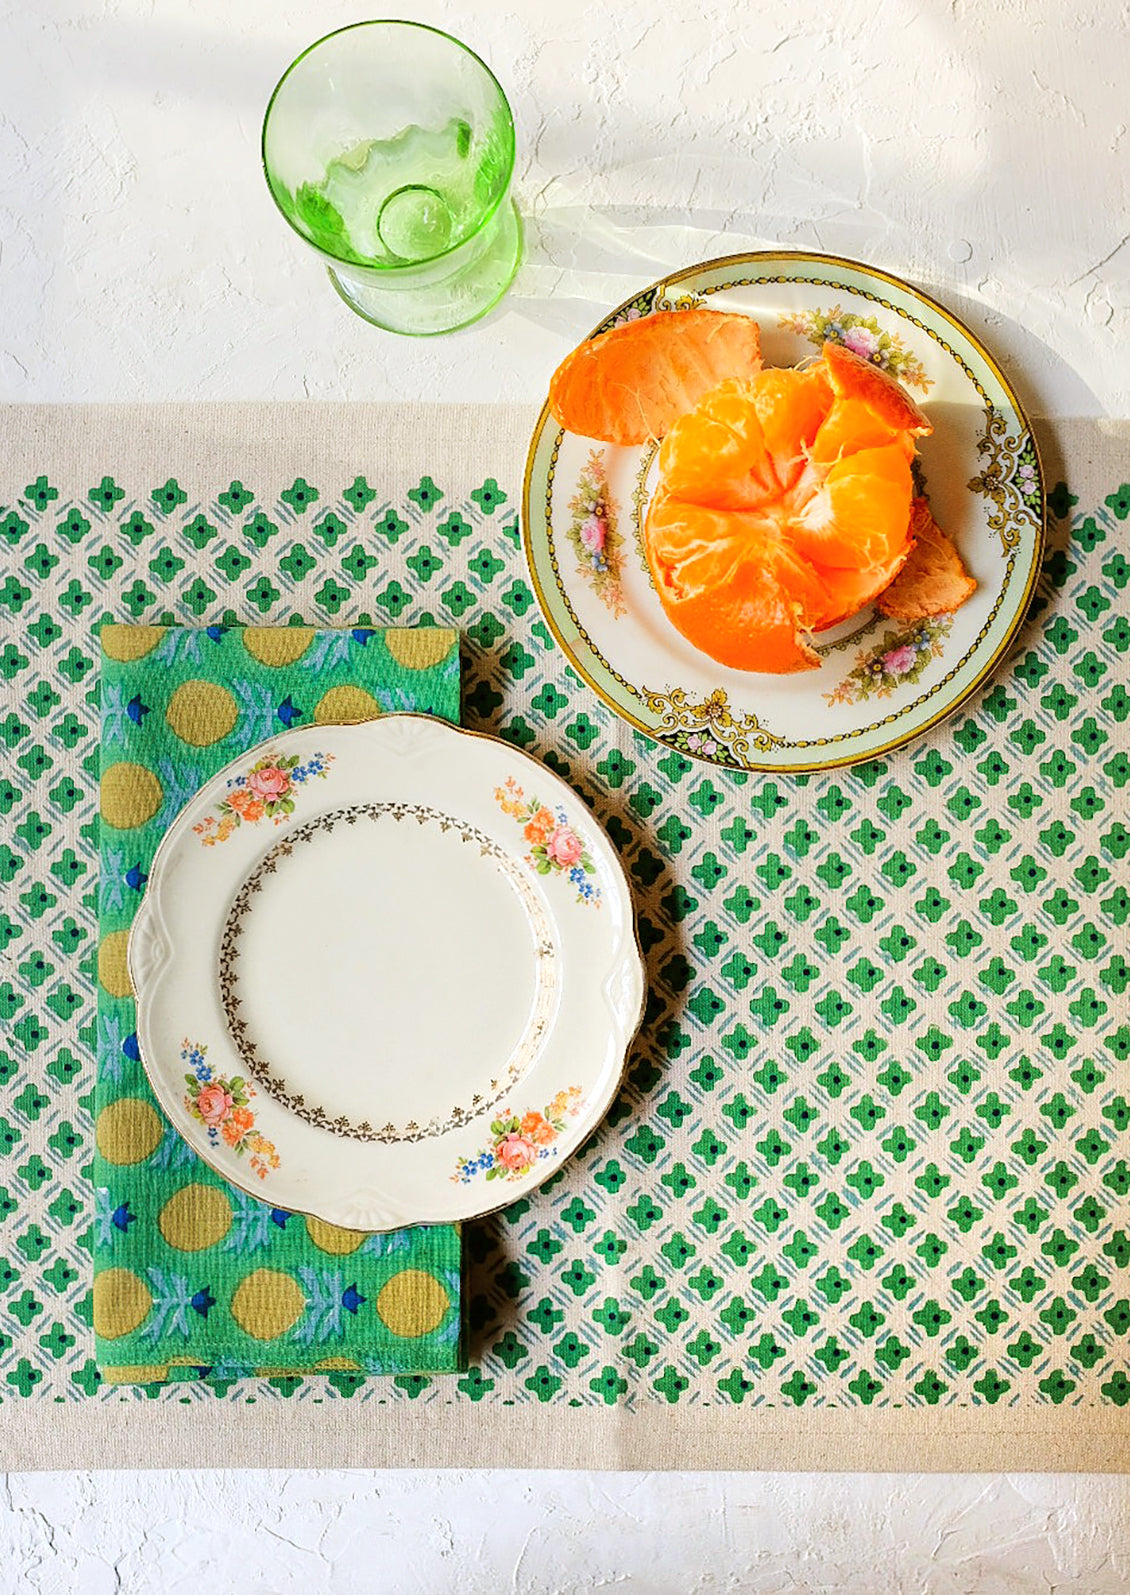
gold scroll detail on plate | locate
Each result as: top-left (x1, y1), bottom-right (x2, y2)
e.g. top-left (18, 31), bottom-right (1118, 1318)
top-left (643, 686), bottom-right (784, 769)
top-left (968, 405), bottom-right (1042, 554)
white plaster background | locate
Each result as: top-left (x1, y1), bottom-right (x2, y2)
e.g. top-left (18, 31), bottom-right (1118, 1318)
top-left (3, 0), bottom-right (1130, 1586)
top-left (3, 1470), bottom-right (1130, 1592)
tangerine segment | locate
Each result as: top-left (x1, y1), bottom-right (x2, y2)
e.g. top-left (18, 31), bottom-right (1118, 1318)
top-left (646, 492), bottom-right (822, 673)
top-left (804, 548), bottom-right (913, 632)
top-left (657, 379), bottom-right (781, 510)
top-left (749, 366), bottom-right (833, 491)
top-left (822, 341), bottom-right (932, 435)
top-left (809, 397), bottom-right (915, 465)
top-left (790, 444), bottom-right (914, 571)
top-left (548, 309), bottom-right (763, 445)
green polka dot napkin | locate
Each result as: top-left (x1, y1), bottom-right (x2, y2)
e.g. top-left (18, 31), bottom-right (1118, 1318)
top-left (95, 623), bottom-right (463, 1383)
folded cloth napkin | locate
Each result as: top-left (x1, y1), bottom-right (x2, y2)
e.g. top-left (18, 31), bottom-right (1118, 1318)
top-left (94, 624), bottom-right (463, 1384)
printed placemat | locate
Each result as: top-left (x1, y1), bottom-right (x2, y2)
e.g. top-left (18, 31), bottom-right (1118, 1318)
top-left (1, 403), bottom-right (1128, 1470)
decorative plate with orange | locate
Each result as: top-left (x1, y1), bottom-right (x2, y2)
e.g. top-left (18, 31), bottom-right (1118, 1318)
top-left (522, 252), bottom-right (1045, 773)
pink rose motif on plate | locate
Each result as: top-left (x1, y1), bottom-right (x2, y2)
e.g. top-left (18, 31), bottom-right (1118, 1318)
top-left (824, 615), bottom-right (952, 709)
top-left (566, 449), bottom-right (626, 616)
top-left (196, 1082), bottom-right (235, 1126)
top-left (882, 643), bottom-right (919, 675)
top-left (494, 1133), bottom-right (537, 1174)
top-left (181, 1039), bottom-right (281, 1178)
top-left (452, 1086), bottom-right (586, 1184)
top-left (842, 326), bottom-right (881, 358)
top-left (493, 780), bottom-right (602, 906)
top-left (777, 308), bottom-right (931, 391)
top-left (248, 764), bottom-right (290, 802)
top-left (579, 514), bottom-right (606, 554)
top-left (194, 751), bottom-right (333, 846)
top-left (546, 826), bottom-right (584, 868)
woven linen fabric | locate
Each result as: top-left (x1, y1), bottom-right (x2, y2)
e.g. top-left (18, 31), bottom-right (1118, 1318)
top-left (94, 623), bottom-right (463, 1382)
top-left (0, 403), bottom-right (1128, 1470)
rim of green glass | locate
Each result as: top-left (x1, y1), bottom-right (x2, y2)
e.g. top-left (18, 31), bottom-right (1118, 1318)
top-left (261, 18), bottom-right (517, 271)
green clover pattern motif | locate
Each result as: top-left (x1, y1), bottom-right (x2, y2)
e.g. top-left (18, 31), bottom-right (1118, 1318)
top-left (1, 456), bottom-right (1129, 1416)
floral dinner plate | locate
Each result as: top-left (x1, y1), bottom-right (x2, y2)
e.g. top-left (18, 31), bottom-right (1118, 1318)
top-left (523, 251), bottom-right (1046, 772)
top-left (129, 715), bottom-right (645, 1230)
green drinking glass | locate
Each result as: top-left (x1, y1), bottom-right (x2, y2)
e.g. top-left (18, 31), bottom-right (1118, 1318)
top-left (262, 20), bottom-right (522, 336)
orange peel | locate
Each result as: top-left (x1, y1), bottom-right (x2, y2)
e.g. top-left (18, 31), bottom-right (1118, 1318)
top-left (548, 308), bottom-right (762, 446)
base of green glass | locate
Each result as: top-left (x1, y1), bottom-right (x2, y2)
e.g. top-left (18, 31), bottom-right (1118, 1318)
top-left (327, 201), bottom-right (522, 336)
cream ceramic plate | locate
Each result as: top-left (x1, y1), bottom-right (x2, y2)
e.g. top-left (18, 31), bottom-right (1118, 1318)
top-left (129, 716), bottom-right (645, 1230)
top-left (523, 251), bottom-right (1046, 772)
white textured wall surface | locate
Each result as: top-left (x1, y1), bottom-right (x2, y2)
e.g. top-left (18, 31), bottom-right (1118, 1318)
top-left (3, 1469), bottom-right (1130, 1593)
top-left (3, 0), bottom-right (1130, 1584)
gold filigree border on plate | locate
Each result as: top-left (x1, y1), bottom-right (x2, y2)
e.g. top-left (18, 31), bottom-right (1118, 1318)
top-left (968, 404), bottom-right (1044, 553)
top-left (218, 803), bottom-right (558, 1144)
top-left (643, 687), bottom-right (784, 768)
top-left (631, 442), bottom-right (660, 587)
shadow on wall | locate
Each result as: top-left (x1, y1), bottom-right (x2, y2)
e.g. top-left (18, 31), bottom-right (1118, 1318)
top-left (504, 195), bottom-right (1105, 422)
top-left (498, 0), bottom-right (1124, 408)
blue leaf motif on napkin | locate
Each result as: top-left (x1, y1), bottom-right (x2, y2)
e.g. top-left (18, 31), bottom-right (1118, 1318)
top-left (100, 681), bottom-right (132, 744)
top-left (95, 1187), bottom-right (129, 1247)
top-left (100, 847), bottom-right (130, 915)
top-left (154, 756), bottom-right (202, 830)
top-left (223, 1191), bottom-right (288, 1253)
top-left (292, 1267), bottom-right (352, 1344)
top-left (300, 632), bottom-right (355, 673)
top-left (98, 1012), bottom-right (132, 1085)
top-left (362, 1228), bottom-right (413, 1259)
top-left (150, 1126), bottom-right (198, 1171)
top-left (155, 628), bottom-right (207, 668)
top-left (231, 678), bottom-right (278, 741)
top-left (144, 1267), bottom-right (198, 1341)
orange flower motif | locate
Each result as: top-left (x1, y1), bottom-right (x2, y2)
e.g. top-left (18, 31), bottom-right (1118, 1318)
top-left (548, 1086), bottom-right (582, 1120)
top-left (221, 1106), bottom-right (254, 1146)
top-left (520, 1111), bottom-right (556, 1145)
top-left (249, 1134), bottom-right (280, 1178)
top-left (494, 779), bottom-right (527, 819)
top-left (452, 1085), bottom-right (585, 1185)
top-left (227, 790), bottom-right (267, 824)
top-left (523, 807), bottom-right (556, 845)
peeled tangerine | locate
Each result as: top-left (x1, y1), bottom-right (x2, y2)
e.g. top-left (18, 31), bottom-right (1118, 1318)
top-left (645, 341), bottom-right (949, 672)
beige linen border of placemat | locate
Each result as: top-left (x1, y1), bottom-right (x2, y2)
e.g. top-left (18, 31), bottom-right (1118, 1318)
top-left (1, 404), bottom-right (1129, 1471)
top-left (6, 1399), bottom-right (1128, 1471)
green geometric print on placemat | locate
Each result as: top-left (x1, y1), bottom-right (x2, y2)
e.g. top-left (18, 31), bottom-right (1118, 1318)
top-left (95, 625), bottom-right (462, 1381)
top-left (1, 460), bottom-right (1129, 1409)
